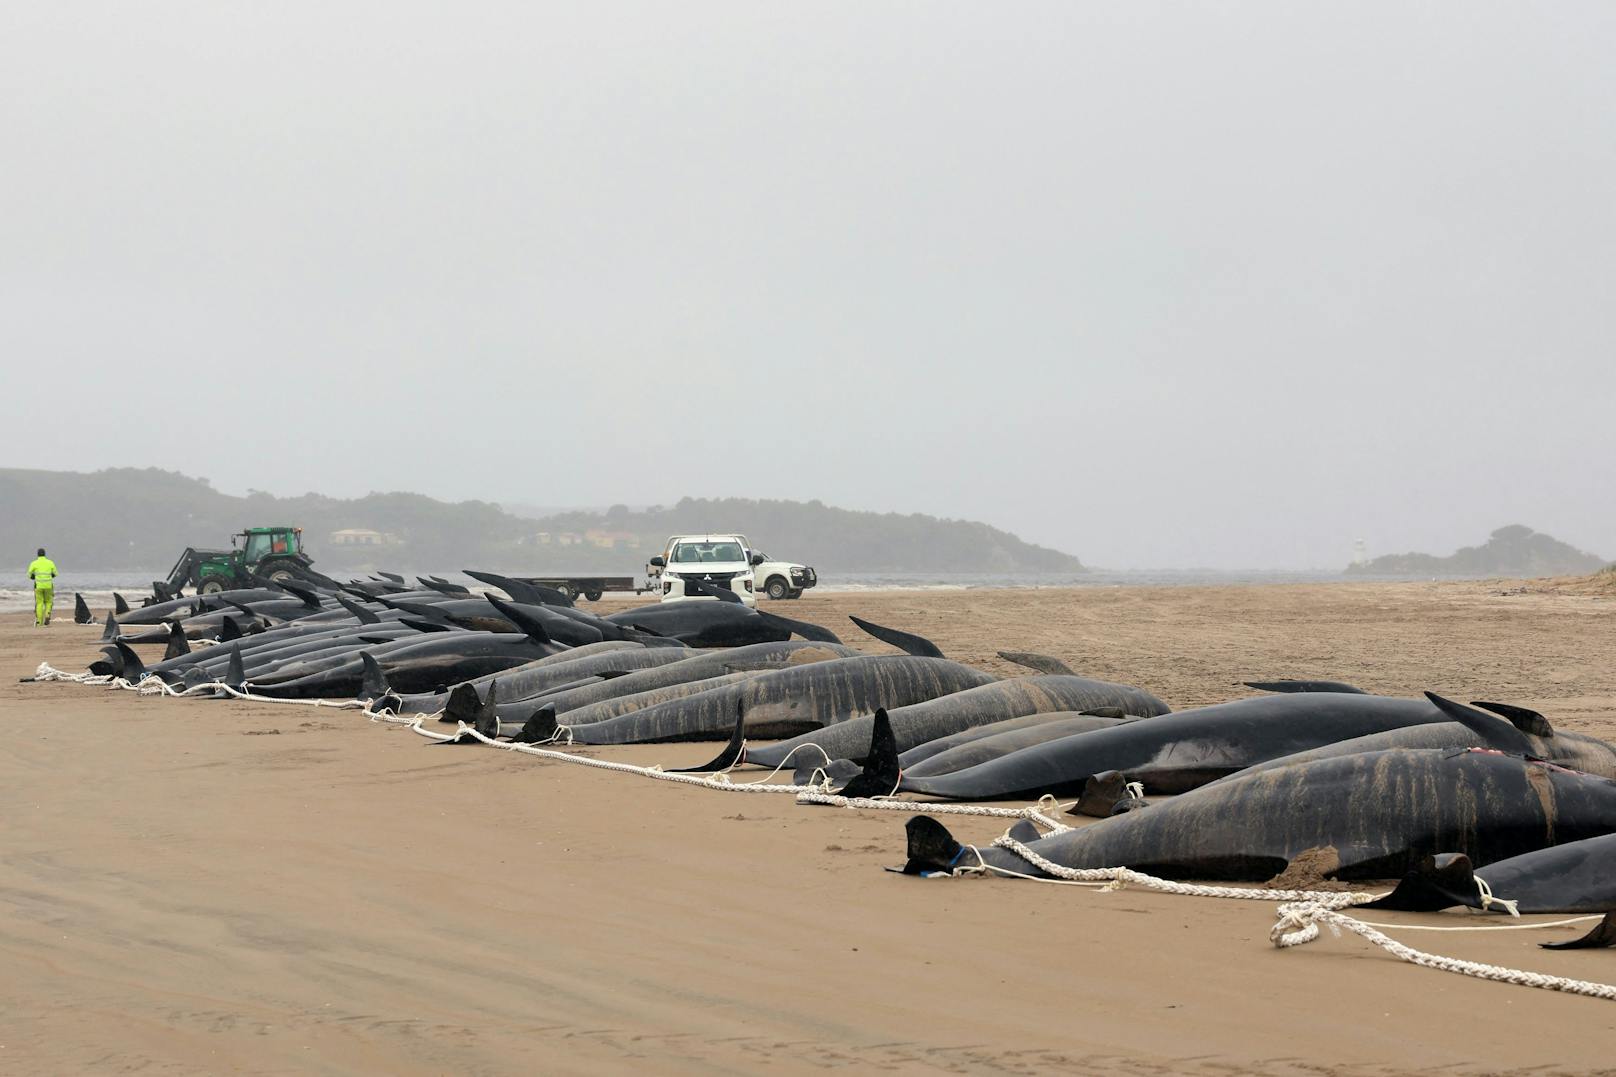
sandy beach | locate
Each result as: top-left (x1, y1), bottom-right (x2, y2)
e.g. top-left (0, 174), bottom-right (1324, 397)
top-left (5, 578), bottom-right (1616, 1075)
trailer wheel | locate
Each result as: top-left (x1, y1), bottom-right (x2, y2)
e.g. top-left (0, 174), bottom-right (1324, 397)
top-left (765, 576), bottom-right (791, 601)
top-left (585, 590), bottom-right (604, 602)
top-left (554, 583), bottom-right (575, 601)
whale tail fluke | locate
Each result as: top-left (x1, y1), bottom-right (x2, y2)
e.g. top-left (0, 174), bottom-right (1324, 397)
top-left (1364, 852), bottom-right (1479, 912)
top-left (513, 704), bottom-right (559, 745)
top-left (163, 622), bottom-right (191, 661)
top-left (901, 816), bottom-right (964, 875)
top-left (113, 641), bottom-right (147, 682)
top-left (672, 705), bottom-right (747, 772)
top-left (360, 653), bottom-right (390, 700)
top-left (224, 644), bottom-right (246, 692)
top-left (1543, 911), bottom-right (1616, 950)
top-left (1071, 770), bottom-right (1133, 818)
top-left (849, 616), bottom-right (944, 658)
top-left (442, 683), bottom-right (481, 725)
top-left (835, 708), bottom-right (902, 799)
top-left (473, 681), bottom-right (501, 739)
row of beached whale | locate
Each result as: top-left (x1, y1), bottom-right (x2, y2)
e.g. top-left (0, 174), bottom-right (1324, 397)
top-left (68, 570), bottom-right (1616, 946)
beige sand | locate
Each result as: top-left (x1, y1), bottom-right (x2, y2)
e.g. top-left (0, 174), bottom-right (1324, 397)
top-left (4, 579), bottom-right (1616, 1074)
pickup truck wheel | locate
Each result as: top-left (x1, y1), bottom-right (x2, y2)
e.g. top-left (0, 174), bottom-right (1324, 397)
top-left (764, 577), bottom-right (791, 601)
top-left (787, 589), bottom-right (803, 599)
top-left (585, 590), bottom-right (603, 602)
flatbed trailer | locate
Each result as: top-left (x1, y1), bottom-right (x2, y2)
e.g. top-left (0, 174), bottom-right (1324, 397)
top-left (513, 575), bottom-right (652, 602)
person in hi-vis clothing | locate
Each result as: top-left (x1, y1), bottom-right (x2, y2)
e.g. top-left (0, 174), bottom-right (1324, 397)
top-left (28, 548), bottom-right (57, 627)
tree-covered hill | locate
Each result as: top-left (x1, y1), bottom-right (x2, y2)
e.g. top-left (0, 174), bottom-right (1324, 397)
top-left (0, 468), bottom-right (1083, 575)
top-left (1345, 524), bottom-right (1605, 578)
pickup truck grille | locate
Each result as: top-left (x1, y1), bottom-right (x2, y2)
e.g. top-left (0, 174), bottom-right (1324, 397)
top-left (685, 572), bottom-right (737, 589)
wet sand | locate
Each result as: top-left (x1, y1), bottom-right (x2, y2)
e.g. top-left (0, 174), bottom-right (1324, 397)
top-left (4, 578), bottom-right (1616, 1074)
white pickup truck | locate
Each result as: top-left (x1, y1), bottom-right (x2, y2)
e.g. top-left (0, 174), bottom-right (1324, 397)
top-left (646, 534), bottom-right (762, 608)
top-left (750, 552), bottom-right (818, 601)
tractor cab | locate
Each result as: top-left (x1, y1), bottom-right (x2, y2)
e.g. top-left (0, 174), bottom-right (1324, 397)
top-left (161, 526), bottom-right (313, 595)
top-left (238, 526), bottom-right (301, 564)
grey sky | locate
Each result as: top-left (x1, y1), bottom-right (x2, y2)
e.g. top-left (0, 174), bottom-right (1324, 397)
top-left (4, 3), bottom-right (1612, 568)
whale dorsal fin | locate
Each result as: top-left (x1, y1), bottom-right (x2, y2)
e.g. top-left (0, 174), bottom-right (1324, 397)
top-left (1424, 692), bottom-right (1536, 753)
top-left (1245, 680), bottom-right (1367, 695)
top-left (755, 609), bottom-right (841, 644)
top-left (997, 651), bottom-right (1075, 676)
top-left (849, 616), bottom-right (944, 658)
top-left (1470, 701), bottom-right (1554, 738)
top-left (279, 581), bottom-right (324, 610)
top-left (336, 595), bottom-right (381, 624)
top-left (483, 595), bottom-right (552, 645)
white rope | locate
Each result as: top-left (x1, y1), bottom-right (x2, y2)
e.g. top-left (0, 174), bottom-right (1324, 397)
top-left (974, 835), bottom-right (1377, 908)
top-left (35, 660), bottom-right (1616, 1001)
top-left (1270, 903), bottom-right (1616, 1001)
top-left (1350, 914), bottom-right (1600, 933)
top-left (1474, 874), bottom-right (1521, 917)
top-left (30, 662), bottom-right (418, 716)
top-left (975, 815), bottom-right (1616, 1001)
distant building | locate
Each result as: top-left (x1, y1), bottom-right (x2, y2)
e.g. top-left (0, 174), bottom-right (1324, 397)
top-left (329, 528), bottom-right (400, 547)
top-left (585, 529), bottom-right (642, 550)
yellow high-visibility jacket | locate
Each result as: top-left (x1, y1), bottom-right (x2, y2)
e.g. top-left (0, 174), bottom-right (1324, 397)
top-left (28, 556), bottom-right (57, 590)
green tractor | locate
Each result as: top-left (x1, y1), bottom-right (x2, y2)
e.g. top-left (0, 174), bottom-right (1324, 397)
top-left (161, 526), bottom-right (315, 596)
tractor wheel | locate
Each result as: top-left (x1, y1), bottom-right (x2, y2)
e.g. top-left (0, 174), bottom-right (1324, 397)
top-left (585, 590), bottom-right (604, 602)
top-left (199, 578), bottom-right (228, 595)
top-left (261, 562), bottom-right (299, 584)
top-left (765, 577), bottom-right (791, 601)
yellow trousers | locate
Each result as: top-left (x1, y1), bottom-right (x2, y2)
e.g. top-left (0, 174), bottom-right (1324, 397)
top-left (35, 587), bottom-right (53, 626)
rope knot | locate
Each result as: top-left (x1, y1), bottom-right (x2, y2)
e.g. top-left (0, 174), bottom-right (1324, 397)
top-left (1270, 903), bottom-right (1325, 948)
top-left (1473, 875), bottom-right (1521, 918)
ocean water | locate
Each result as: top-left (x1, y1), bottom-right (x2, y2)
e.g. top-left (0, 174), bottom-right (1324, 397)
top-left (0, 567), bottom-right (1485, 613)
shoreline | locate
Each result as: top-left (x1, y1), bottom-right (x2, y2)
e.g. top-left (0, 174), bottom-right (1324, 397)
top-left (5, 569), bottom-right (1611, 615)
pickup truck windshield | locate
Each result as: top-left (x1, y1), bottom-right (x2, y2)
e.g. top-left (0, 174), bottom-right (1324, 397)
top-left (672, 541), bottom-right (745, 564)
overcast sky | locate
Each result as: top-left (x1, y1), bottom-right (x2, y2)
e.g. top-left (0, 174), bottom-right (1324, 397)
top-left (4, 4), bottom-right (1612, 568)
